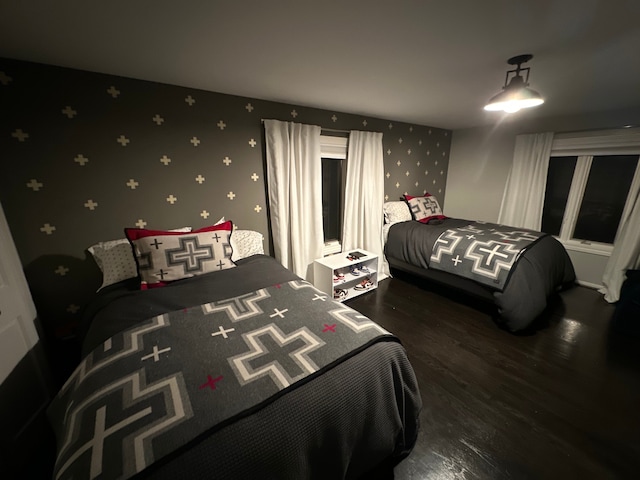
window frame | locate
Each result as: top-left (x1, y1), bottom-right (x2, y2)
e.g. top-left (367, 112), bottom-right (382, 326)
top-left (320, 135), bottom-right (348, 256)
top-left (546, 128), bottom-right (640, 257)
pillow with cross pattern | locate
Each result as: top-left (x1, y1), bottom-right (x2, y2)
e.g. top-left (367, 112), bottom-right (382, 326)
top-left (125, 221), bottom-right (235, 289)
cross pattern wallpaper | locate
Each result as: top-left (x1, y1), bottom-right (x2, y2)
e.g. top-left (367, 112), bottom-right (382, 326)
top-left (0, 58), bottom-right (451, 338)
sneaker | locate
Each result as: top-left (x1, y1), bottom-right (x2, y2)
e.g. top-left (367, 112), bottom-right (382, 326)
top-left (333, 272), bottom-right (345, 283)
top-left (354, 278), bottom-right (374, 291)
top-left (333, 288), bottom-right (347, 299)
top-left (359, 264), bottom-right (371, 274)
top-left (349, 265), bottom-right (361, 276)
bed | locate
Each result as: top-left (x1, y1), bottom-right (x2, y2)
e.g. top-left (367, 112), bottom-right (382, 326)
top-left (47, 221), bottom-right (421, 480)
top-left (383, 198), bottom-right (576, 331)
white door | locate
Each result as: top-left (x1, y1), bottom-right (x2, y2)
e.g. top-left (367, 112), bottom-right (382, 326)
top-left (0, 201), bottom-right (51, 474)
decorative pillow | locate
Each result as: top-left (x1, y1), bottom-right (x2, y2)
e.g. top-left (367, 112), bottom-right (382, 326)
top-left (230, 230), bottom-right (264, 261)
top-left (383, 201), bottom-right (412, 224)
top-left (125, 221), bottom-right (235, 289)
top-left (88, 226), bottom-right (192, 291)
top-left (404, 194), bottom-right (447, 224)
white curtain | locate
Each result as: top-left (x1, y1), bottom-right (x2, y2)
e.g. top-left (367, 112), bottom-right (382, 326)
top-left (498, 132), bottom-right (554, 229)
top-left (599, 163), bottom-right (640, 302)
top-left (264, 119), bottom-right (324, 280)
top-left (342, 130), bottom-right (387, 277)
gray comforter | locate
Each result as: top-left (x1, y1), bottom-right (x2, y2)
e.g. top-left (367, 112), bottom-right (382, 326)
top-left (385, 219), bottom-right (576, 331)
top-left (53, 255), bottom-right (421, 479)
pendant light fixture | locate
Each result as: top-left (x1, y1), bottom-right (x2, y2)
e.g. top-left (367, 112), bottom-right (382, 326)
top-left (484, 54), bottom-right (544, 113)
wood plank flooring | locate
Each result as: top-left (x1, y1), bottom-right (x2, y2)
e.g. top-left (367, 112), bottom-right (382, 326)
top-left (348, 273), bottom-right (640, 480)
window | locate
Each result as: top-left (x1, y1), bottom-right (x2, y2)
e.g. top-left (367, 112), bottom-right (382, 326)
top-left (542, 129), bottom-right (640, 255)
top-left (320, 135), bottom-right (348, 255)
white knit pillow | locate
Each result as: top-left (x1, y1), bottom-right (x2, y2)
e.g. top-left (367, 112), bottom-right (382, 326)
top-left (383, 201), bottom-right (412, 224)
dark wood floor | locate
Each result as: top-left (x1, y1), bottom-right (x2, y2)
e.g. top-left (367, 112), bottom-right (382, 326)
top-left (348, 273), bottom-right (640, 480)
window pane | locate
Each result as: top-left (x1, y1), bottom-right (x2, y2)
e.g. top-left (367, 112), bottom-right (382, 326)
top-left (322, 158), bottom-right (343, 241)
top-left (542, 156), bottom-right (577, 235)
top-left (573, 155), bottom-right (638, 244)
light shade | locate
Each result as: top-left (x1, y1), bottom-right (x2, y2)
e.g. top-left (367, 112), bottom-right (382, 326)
top-left (484, 54), bottom-right (544, 113)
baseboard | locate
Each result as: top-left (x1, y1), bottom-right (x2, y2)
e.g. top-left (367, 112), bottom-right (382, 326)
top-left (577, 280), bottom-right (603, 290)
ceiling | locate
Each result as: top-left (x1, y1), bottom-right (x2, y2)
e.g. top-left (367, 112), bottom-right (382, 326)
top-left (1, 0), bottom-right (639, 130)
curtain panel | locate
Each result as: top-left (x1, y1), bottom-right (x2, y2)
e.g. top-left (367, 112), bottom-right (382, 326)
top-left (498, 132), bottom-right (554, 229)
top-left (264, 119), bottom-right (323, 280)
top-left (342, 130), bottom-right (387, 277)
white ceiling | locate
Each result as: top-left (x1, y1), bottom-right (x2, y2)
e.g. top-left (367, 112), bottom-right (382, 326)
top-left (1, 0), bottom-right (639, 130)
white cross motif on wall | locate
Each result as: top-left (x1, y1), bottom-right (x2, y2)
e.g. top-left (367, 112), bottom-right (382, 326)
top-left (407, 148), bottom-right (412, 155)
top-left (435, 160), bottom-right (439, 165)
top-left (26, 179), bottom-right (43, 191)
top-left (55, 265), bottom-right (69, 276)
top-left (152, 114), bottom-right (164, 125)
top-left (185, 95), bottom-right (195, 106)
top-left (126, 179), bottom-right (139, 189)
top-left (217, 120), bottom-right (226, 130)
top-left (385, 194), bottom-right (389, 201)
top-left (331, 114), bottom-right (338, 122)
top-left (406, 171), bottom-right (410, 177)
top-left (441, 170), bottom-right (444, 175)
top-left (437, 142), bottom-right (440, 147)
top-left (429, 129), bottom-right (432, 135)
top-left (291, 109), bottom-right (298, 118)
top-left (223, 156), bottom-right (232, 166)
top-left (0, 71), bottom-right (12, 85)
top-left (427, 150), bottom-right (430, 156)
top-left (136, 219), bottom-right (147, 228)
top-left (395, 182), bottom-right (400, 188)
top-left (442, 151), bottom-right (446, 157)
top-left (388, 123), bottom-right (393, 129)
top-left (74, 154), bottom-right (89, 166)
top-left (251, 173), bottom-right (259, 182)
top-left (415, 181), bottom-right (419, 187)
top-left (67, 304), bottom-right (80, 314)
top-left (195, 174), bottom-right (205, 184)
top-left (227, 191), bottom-right (236, 200)
top-left (386, 172), bottom-right (390, 178)
top-left (398, 137), bottom-right (403, 144)
top-left (417, 161), bottom-right (421, 166)
top-left (245, 103), bottom-right (254, 112)
top-left (11, 129), bottom-right (29, 142)
top-left (248, 138), bottom-right (257, 147)
top-left (160, 155), bottom-right (171, 165)
top-left (362, 119), bottom-right (368, 126)
top-left (254, 205), bottom-right (262, 213)
top-left (201, 210), bottom-right (210, 219)
top-left (117, 135), bottom-right (130, 146)
top-left (409, 126), bottom-right (414, 132)
top-left (40, 223), bottom-right (56, 235)
top-left (61, 106), bottom-right (77, 118)
top-left (107, 86), bottom-right (120, 98)
top-left (190, 136), bottom-right (200, 147)
top-left (84, 199), bottom-right (98, 210)
top-left (425, 170), bottom-right (429, 175)
top-left (419, 140), bottom-right (423, 145)
top-left (433, 179), bottom-right (436, 184)
top-left (166, 194), bottom-right (177, 204)
top-left (396, 160), bottom-right (401, 166)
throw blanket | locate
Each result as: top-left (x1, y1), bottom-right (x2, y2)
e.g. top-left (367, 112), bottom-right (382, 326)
top-left (429, 222), bottom-right (547, 291)
top-left (48, 280), bottom-right (395, 480)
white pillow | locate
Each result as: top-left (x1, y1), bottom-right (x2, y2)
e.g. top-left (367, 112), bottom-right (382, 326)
top-left (230, 230), bottom-right (264, 261)
top-left (88, 226), bottom-right (192, 291)
top-left (383, 201), bottom-right (412, 224)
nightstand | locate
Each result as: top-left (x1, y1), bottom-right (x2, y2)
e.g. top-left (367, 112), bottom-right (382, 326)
top-left (313, 249), bottom-right (378, 302)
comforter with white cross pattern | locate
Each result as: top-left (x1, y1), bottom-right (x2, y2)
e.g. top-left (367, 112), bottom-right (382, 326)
top-left (48, 278), bottom-right (397, 480)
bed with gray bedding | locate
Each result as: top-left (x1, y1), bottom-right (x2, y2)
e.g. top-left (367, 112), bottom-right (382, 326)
top-left (385, 219), bottom-right (576, 331)
top-left (48, 254), bottom-right (421, 480)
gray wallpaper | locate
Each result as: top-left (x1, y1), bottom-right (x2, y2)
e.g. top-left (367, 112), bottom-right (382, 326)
top-left (0, 58), bottom-right (451, 338)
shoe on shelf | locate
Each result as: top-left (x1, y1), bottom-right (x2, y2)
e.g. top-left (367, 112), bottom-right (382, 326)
top-left (333, 288), bottom-right (347, 299)
top-left (354, 278), bottom-right (374, 291)
top-left (333, 271), bottom-right (345, 283)
top-left (359, 264), bottom-right (371, 274)
top-left (349, 265), bottom-right (361, 276)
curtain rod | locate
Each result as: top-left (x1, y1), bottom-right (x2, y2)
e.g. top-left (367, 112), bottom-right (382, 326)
top-left (260, 118), bottom-right (350, 135)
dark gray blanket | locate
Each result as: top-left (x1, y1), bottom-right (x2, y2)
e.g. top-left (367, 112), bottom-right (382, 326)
top-left (385, 220), bottom-right (576, 331)
top-left (429, 222), bottom-right (547, 291)
top-left (49, 279), bottom-right (396, 480)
